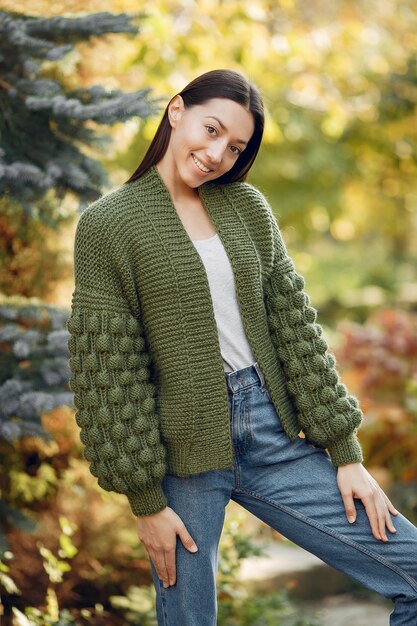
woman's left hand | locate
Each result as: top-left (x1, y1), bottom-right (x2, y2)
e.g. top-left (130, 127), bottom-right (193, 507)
top-left (337, 462), bottom-right (399, 542)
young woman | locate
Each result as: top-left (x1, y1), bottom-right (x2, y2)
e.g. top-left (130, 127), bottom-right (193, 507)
top-left (67, 69), bottom-right (417, 625)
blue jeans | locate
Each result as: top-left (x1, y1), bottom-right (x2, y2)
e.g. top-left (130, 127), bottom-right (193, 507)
top-left (150, 362), bottom-right (417, 625)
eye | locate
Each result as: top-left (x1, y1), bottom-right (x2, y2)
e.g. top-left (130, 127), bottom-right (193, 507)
top-left (205, 125), bottom-right (242, 156)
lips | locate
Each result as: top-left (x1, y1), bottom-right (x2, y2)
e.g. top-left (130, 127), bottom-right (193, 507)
top-left (191, 153), bottom-right (212, 173)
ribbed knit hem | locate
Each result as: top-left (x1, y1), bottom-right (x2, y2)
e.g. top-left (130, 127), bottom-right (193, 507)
top-left (164, 436), bottom-right (234, 476)
top-left (126, 484), bottom-right (168, 517)
top-left (327, 432), bottom-right (364, 467)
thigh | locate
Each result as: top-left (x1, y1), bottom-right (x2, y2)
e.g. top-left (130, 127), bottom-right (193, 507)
top-left (232, 387), bottom-right (417, 600)
top-left (150, 468), bottom-right (235, 626)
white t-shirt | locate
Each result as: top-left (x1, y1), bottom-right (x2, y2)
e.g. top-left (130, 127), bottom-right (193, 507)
top-left (192, 233), bottom-right (256, 373)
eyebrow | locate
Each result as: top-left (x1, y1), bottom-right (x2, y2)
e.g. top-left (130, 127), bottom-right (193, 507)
top-left (204, 116), bottom-right (249, 146)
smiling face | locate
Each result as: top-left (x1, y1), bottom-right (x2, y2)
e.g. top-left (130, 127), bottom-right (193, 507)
top-left (156, 96), bottom-right (255, 196)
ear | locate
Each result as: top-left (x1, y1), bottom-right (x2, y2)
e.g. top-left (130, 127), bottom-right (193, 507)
top-left (168, 94), bottom-right (185, 128)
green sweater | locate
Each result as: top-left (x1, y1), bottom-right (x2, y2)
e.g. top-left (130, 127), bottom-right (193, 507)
top-left (66, 164), bottom-right (364, 517)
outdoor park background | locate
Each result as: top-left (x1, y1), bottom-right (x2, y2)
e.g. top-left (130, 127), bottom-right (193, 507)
top-left (0, 0), bottom-right (416, 624)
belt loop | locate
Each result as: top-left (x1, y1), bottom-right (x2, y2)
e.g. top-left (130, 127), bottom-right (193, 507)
top-left (253, 361), bottom-right (265, 389)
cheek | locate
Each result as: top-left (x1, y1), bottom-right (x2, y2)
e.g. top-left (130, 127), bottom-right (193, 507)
top-left (171, 133), bottom-right (191, 160)
top-left (181, 122), bottom-right (205, 148)
top-left (175, 131), bottom-right (193, 152)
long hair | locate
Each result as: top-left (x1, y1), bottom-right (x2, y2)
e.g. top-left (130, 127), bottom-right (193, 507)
top-left (125, 69), bottom-right (265, 185)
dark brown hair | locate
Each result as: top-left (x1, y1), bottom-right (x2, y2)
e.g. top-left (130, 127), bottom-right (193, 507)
top-left (125, 68), bottom-right (265, 185)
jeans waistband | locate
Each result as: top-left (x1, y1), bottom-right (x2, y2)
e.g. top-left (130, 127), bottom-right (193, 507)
top-left (224, 362), bottom-right (265, 393)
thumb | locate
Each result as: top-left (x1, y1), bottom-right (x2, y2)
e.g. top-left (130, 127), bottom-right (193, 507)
top-left (178, 526), bottom-right (198, 553)
top-left (342, 491), bottom-right (357, 523)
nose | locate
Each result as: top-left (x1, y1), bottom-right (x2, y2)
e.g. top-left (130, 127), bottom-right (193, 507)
top-left (205, 142), bottom-right (225, 165)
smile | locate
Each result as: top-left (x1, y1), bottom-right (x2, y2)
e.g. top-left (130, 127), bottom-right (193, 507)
top-left (191, 154), bottom-right (212, 173)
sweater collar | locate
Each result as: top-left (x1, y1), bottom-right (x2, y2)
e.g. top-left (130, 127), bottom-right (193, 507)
top-left (128, 163), bottom-right (243, 252)
top-left (128, 164), bottom-right (264, 352)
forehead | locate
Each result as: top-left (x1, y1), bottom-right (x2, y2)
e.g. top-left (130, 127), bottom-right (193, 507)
top-left (197, 97), bottom-right (249, 115)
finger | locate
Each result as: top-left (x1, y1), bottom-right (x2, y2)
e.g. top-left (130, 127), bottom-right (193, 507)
top-left (178, 525), bottom-right (199, 553)
top-left (362, 497), bottom-right (381, 540)
top-left (373, 492), bottom-right (389, 541)
top-left (385, 508), bottom-right (397, 534)
top-left (149, 550), bottom-right (169, 587)
top-left (165, 546), bottom-right (177, 586)
top-left (162, 552), bottom-right (171, 588)
top-left (379, 494), bottom-right (397, 535)
top-left (378, 491), bottom-right (400, 540)
top-left (340, 490), bottom-right (357, 523)
top-left (382, 492), bottom-right (399, 516)
top-left (377, 492), bottom-right (397, 535)
top-left (378, 506), bottom-right (389, 542)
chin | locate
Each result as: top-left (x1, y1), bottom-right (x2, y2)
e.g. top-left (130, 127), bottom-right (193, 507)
top-left (178, 165), bottom-right (205, 189)
top-left (183, 175), bottom-right (200, 189)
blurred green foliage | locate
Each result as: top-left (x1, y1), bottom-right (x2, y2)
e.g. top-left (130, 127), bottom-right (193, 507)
top-left (111, 0), bottom-right (417, 318)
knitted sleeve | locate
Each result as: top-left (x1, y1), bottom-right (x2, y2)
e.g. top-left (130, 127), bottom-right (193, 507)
top-left (262, 195), bottom-right (364, 467)
top-left (66, 203), bottom-right (168, 517)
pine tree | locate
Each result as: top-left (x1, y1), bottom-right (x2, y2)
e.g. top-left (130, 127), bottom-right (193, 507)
top-left (0, 9), bottom-right (160, 211)
top-left (0, 10), bottom-right (161, 555)
top-left (0, 300), bottom-right (74, 555)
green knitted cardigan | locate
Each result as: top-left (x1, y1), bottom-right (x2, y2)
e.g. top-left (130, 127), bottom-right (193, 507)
top-left (66, 164), bottom-right (364, 517)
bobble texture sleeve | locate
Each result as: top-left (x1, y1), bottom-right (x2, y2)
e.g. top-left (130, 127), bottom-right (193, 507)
top-left (263, 196), bottom-right (364, 467)
top-left (66, 204), bottom-right (168, 516)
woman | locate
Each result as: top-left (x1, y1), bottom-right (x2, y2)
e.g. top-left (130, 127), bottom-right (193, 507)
top-left (67, 69), bottom-right (417, 625)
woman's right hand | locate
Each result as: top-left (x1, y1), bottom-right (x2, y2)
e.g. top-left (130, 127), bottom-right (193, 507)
top-left (136, 506), bottom-right (198, 588)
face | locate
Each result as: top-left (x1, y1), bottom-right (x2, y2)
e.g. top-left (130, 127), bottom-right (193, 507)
top-left (164, 96), bottom-right (255, 189)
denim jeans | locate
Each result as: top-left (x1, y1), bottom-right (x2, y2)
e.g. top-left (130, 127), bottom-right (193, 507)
top-left (150, 362), bottom-right (417, 625)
